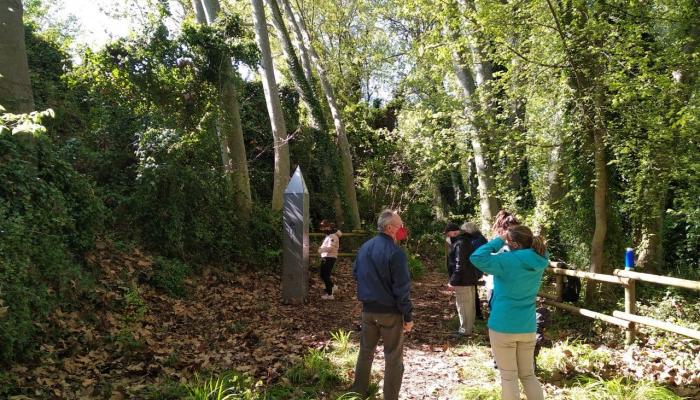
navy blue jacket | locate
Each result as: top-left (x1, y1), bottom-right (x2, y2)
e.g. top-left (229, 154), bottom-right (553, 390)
top-left (353, 233), bottom-right (413, 322)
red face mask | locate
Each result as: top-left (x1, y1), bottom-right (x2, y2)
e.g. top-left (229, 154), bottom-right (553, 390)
top-left (395, 226), bottom-right (408, 241)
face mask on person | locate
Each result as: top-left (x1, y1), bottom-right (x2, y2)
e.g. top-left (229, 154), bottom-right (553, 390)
top-left (395, 226), bottom-right (408, 241)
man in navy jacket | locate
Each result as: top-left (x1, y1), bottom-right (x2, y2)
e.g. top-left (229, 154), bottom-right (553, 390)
top-left (350, 209), bottom-right (413, 400)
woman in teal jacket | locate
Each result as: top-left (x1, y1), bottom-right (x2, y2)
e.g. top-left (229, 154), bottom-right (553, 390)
top-left (470, 225), bottom-right (548, 400)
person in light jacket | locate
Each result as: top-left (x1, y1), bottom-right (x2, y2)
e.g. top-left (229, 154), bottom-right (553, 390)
top-left (318, 220), bottom-right (342, 300)
top-left (470, 225), bottom-right (548, 400)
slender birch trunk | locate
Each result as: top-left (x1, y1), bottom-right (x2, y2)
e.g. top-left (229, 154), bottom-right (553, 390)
top-left (289, 1), bottom-right (363, 229)
top-left (251, 0), bottom-right (290, 211)
top-left (451, 48), bottom-right (499, 233)
top-left (279, 0), bottom-right (314, 88)
top-left (446, 0), bottom-right (500, 232)
top-left (266, 0), bottom-right (326, 132)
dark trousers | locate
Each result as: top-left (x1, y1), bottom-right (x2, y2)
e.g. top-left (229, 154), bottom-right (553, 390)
top-left (351, 312), bottom-right (405, 400)
top-left (320, 257), bottom-right (336, 295)
top-left (474, 285), bottom-right (483, 319)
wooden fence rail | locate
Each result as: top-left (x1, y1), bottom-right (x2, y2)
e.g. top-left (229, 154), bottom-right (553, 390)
top-left (309, 230), bottom-right (371, 258)
top-left (540, 262), bottom-right (700, 344)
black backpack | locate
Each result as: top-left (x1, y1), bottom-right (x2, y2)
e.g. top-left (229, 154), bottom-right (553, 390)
top-left (562, 275), bottom-right (581, 303)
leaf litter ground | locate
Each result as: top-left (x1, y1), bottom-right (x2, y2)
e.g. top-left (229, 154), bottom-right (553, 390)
top-left (7, 244), bottom-right (699, 399)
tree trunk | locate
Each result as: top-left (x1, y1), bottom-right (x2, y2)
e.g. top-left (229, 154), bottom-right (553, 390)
top-left (251, 0), bottom-right (290, 212)
top-left (432, 183), bottom-right (445, 220)
top-left (194, 0), bottom-right (252, 220)
top-left (589, 124), bottom-right (608, 275)
top-left (452, 51), bottom-right (499, 233)
top-left (450, 170), bottom-right (462, 208)
top-left (534, 112), bottom-right (564, 236)
top-left (266, 0), bottom-right (326, 132)
top-left (219, 62), bottom-right (253, 219)
top-left (545, 0), bottom-right (609, 304)
top-left (506, 52), bottom-right (527, 200)
top-left (636, 192), bottom-right (665, 274)
top-left (191, 0), bottom-right (207, 24)
top-left (278, 0), bottom-right (314, 89)
top-left (582, 100), bottom-right (610, 305)
top-left (289, 2), bottom-right (362, 229)
top-left (0, 0), bottom-right (34, 113)
top-left (446, 2), bottom-right (499, 232)
top-left (199, 0), bottom-right (219, 24)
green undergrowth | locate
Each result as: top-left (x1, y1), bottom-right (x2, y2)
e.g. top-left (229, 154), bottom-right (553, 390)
top-left (158, 329), bottom-right (367, 400)
top-left (146, 327), bottom-right (689, 400)
top-left (537, 340), bottom-right (615, 380)
top-left (149, 256), bottom-right (191, 298)
top-left (562, 377), bottom-right (684, 400)
top-left (457, 386), bottom-right (501, 400)
top-left (452, 337), bottom-right (686, 400)
top-left (0, 127), bottom-right (104, 363)
top-left (407, 254), bottom-right (426, 280)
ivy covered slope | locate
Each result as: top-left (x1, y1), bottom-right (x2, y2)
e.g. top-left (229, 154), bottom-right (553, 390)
top-left (0, 109), bottom-right (103, 363)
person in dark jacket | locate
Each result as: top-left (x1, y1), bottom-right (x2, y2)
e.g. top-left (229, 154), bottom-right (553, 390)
top-left (460, 222), bottom-right (488, 319)
top-left (350, 209), bottom-right (413, 400)
top-left (444, 222), bottom-right (480, 336)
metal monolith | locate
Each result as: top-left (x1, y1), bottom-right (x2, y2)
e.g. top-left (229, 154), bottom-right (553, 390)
top-left (281, 167), bottom-right (309, 304)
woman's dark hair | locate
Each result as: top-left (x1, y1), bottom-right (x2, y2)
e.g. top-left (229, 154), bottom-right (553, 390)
top-left (492, 210), bottom-right (520, 237)
top-left (319, 219), bottom-right (335, 233)
top-left (507, 225), bottom-right (547, 256)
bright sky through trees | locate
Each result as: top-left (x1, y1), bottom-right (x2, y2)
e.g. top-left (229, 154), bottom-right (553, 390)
top-left (59, 0), bottom-right (131, 48)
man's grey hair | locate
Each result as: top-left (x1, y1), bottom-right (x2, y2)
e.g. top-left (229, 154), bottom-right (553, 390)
top-left (461, 221), bottom-right (480, 234)
top-left (377, 209), bottom-right (397, 232)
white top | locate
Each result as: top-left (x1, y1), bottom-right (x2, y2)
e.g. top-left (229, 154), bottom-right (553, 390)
top-left (318, 231), bottom-right (342, 258)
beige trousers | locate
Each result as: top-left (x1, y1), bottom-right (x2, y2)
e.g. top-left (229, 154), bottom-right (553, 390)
top-left (489, 329), bottom-right (544, 400)
top-left (454, 285), bottom-right (475, 334)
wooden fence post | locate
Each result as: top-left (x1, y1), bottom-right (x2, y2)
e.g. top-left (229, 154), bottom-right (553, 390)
top-left (625, 278), bottom-right (636, 344)
top-left (555, 274), bottom-right (564, 302)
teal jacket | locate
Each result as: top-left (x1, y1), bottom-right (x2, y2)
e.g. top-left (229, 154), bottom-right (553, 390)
top-left (470, 237), bottom-right (548, 334)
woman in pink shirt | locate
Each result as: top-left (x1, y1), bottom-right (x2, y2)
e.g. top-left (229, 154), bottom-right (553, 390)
top-left (318, 220), bottom-right (342, 299)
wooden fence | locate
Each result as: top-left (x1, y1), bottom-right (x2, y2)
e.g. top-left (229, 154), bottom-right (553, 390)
top-left (309, 231), bottom-right (370, 257)
top-left (539, 261), bottom-right (700, 344)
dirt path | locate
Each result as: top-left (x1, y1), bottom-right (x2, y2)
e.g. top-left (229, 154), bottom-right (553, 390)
top-left (315, 260), bottom-right (494, 399)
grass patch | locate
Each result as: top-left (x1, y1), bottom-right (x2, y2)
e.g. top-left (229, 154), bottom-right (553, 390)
top-left (537, 340), bottom-right (614, 380)
top-left (564, 377), bottom-right (683, 400)
top-left (285, 348), bottom-right (343, 389)
top-left (454, 344), bottom-right (497, 383)
top-left (268, 329), bottom-right (370, 399)
top-left (330, 329), bottom-right (352, 353)
top-left (457, 386), bottom-right (501, 400)
top-left (186, 371), bottom-right (262, 400)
